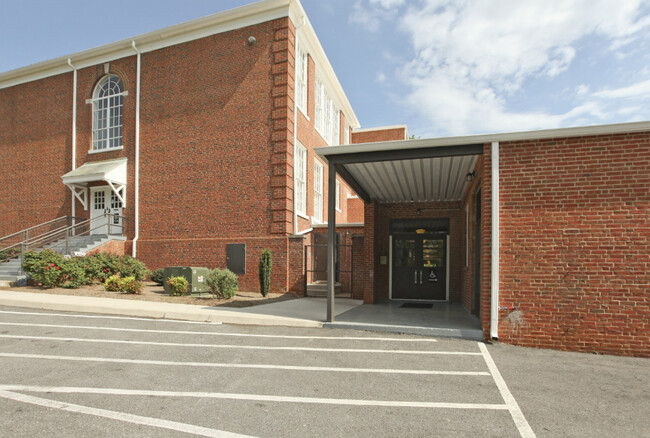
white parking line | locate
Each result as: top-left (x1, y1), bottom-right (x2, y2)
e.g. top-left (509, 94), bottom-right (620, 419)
top-left (0, 334), bottom-right (480, 355)
top-left (0, 321), bottom-right (437, 342)
top-left (0, 390), bottom-right (255, 438)
top-left (0, 352), bottom-right (490, 376)
top-left (479, 342), bottom-right (536, 438)
top-left (0, 309), bottom-right (220, 325)
top-left (0, 385), bottom-right (509, 410)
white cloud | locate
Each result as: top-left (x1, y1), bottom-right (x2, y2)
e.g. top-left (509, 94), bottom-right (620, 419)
top-left (350, 0), bottom-right (403, 31)
top-left (593, 78), bottom-right (650, 99)
top-left (352, 0), bottom-right (650, 135)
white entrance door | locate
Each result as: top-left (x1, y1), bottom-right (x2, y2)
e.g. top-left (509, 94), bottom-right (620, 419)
top-left (90, 187), bottom-right (123, 235)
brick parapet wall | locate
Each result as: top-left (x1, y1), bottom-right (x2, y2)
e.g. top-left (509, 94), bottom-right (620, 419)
top-left (496, 133), bottom-right (650, 357)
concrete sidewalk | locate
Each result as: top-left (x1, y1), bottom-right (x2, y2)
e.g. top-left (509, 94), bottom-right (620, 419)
top-left (0, 290), bottom-right (363, 328)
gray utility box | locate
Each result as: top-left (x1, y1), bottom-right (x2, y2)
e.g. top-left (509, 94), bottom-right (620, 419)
top-left (163, 267), bottom-right (210, 294)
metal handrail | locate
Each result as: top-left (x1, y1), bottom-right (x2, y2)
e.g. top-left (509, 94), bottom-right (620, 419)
top-left (1, 214), bottom-right (127, 276)
top-left (0, 216), bottom-right (68, 242)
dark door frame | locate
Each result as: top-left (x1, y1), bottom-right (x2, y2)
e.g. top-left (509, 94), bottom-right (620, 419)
top-left (389, 232), bottom-right (450, 301)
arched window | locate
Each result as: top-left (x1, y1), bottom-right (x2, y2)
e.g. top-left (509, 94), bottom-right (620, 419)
top-left (92, 75), bottom-right (124, 151)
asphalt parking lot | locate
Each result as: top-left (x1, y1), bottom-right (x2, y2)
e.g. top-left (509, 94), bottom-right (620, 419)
top-left (0, 305), bottom-right (647, 437)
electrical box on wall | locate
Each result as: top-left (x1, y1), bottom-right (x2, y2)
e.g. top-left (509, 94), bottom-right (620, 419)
top-left (226, 244), bottom-right (246, 275)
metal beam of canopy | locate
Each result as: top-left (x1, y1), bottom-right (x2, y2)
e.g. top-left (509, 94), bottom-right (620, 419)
top-left (318, 140), bottom-right (484, 323)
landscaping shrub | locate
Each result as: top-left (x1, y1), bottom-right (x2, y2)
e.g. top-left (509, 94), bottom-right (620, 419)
top-left (0, 247), bottom-right (20, 263)
top-left (59, 258), bottom-right (88, 289)
top-left (167, 276), bottom-right (188, 296)
top-left (104, 274), bottom-right (122, 292)
top-left (206, 268), bottom-right (239, 299)
top-left (118, 276), bottom-right (142, 294)
top-left (259, 249), bottom-right (272, 297)
top-left (116, 255), bottom-right (149, 281)
top-left (20, 249), bottom-right (150, 290)
top-left (22, 250), bottom-right (66, 288)
top-left (150, 268), bottom-right (165, 285)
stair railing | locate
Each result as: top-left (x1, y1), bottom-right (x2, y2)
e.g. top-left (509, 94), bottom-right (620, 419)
top-left (0, 214), bottom-right (127, 276)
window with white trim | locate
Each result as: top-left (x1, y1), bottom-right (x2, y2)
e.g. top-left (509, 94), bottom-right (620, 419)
top-left (295, 144), bottom-right (307, 216)
top-left (313, 160), bottom-right (323, 223)
top-left (295, 43), bottom-right (307, 115)
top-left (92, 75), bottom-right (124, 151)
top-left (335, 180), bottom-right (340, 211)
top-left (315, 78), bottom-right (323, 133)
top-left (314, 76), bottom-right (340, 145)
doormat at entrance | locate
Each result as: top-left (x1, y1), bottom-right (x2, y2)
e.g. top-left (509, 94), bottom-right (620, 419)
top-left (400, 303), bottom-right (433, 309)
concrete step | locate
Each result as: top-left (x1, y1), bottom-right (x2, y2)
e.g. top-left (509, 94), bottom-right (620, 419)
top-left (306, 282), bottom-right (347, 297)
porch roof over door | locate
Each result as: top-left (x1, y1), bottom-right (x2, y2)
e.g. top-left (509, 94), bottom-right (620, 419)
top-left (61, 157), bottom-right (127, 210)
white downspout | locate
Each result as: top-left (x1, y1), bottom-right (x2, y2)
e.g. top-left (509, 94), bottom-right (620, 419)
top-left (67, 58), bottom-right (77, 222)
top-left (131, 41), bottom-right (141, 257)
top-left (293, 16), bottom-right (306, 234)
top-left (490, 141), bottom-right (500, 339)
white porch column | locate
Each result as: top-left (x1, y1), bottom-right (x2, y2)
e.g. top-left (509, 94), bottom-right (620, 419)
top-left (490, 141), bottom-right (500, 339)
top-left (327, 163), bottom-right (337, 322)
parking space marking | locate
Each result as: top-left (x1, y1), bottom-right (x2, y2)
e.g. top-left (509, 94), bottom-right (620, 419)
top-left (0, 352), bottom-right (490, 376)
top-left (0, 390), bottom-right (255, 438)
top-left (0, 309), bottom-right (220, 325)
top-left (0, 334), bottom-right (479, 355)
top-left (479, 342), bottom-right (536, 438)
top-left (0, 385), bottom-right (509, 410)
top-left (0, 321), bottom-right (437, 342)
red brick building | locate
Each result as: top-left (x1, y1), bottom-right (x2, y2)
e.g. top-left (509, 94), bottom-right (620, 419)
top-left (318, 124), bottom-right (650, 357)
top-left (0, 0), bottom-right (388, 293)
top-left (1, 0), bottom-right (648, 357)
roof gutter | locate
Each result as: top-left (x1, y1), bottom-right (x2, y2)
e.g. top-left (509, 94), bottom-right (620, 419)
top-left (131, 41), bottom-right (141, 257)
top-left (67, 58), bottom-right (77, 223)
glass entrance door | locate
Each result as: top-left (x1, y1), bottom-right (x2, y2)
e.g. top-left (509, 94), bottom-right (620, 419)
top-left (392, 233), bottom-right (447, 300)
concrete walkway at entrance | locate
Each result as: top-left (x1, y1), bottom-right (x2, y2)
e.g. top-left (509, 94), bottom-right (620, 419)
top-left (0, 290), bottom-right (360, 328)
top-left (328, 301), bottom-right (484, 340)
top-left (0, 290), bottom-right (483, 340)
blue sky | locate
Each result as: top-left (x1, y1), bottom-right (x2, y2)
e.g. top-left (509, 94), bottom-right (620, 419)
top-left (2, 0), bottom-right (650, 137)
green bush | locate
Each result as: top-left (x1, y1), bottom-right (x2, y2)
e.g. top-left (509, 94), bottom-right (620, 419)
top-left (167, 276), bottom-right (189, 296)
top-left (259, 249), bottom-right (272, 297)
top-left (119, 276), bottom-right (142, 294)
top-left (150, 268), bottom-right (165, 285)
top-left (22, 250), bottom-right (66, 288)
top-left (104, 274), bottom-right (122, 292)
top-left (0, 247), bottom-right (20, 263)
top-left (116, 255), bottom-right (149, 281)
top-left (59, 258), bottom-right (88, 289)
top-left (206, 268), bottom-right (239, 299)
top-left (20, 250), bottom-right (150, 290)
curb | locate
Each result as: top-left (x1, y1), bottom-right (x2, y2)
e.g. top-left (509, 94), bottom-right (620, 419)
top-left (0, 291), bottom-right (323, 328)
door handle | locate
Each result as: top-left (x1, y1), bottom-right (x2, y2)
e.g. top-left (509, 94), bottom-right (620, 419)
top-left (414, 271), bottom-right (417, 284)
top-left (420, 270), bottom-right (423, 284)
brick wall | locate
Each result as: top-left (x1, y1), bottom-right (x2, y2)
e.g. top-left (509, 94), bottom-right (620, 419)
top-left (351, 126), bottom-right (407, 144)
top-left (0, 73), bottom-right (73, 236)
top-left (497, 133), bottom-right (650, 357)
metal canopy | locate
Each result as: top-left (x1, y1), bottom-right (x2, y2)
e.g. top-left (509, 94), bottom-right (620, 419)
top-left (318, 141), bottom-right (483, 204)
top-left (61, 158), bottom-right (127, 210)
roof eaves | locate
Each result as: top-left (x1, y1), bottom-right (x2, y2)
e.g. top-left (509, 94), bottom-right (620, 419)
top-left (0, 0), bottom-right (292, 90)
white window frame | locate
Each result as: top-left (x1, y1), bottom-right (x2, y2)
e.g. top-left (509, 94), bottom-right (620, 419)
top-left (295, 143), bottom-right (307, 217)
top-left (335, 180), bottom-right (341, 212)
top-left (314, 76), bottom-right (340, 146)
top-left (313, 160), bottom-right (324, 223)
top-left (315, 78), bottom-right (323, 134)
top-left (90, 74), bottom-right (126, 152)
top-left (295, 42), bottom-right (308, 116)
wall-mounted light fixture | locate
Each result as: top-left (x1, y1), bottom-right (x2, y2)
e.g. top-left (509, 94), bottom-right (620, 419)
top-left (248, 36), bottom-right (256, 46)
top-left (466, 171), bottom-right (477, 183)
